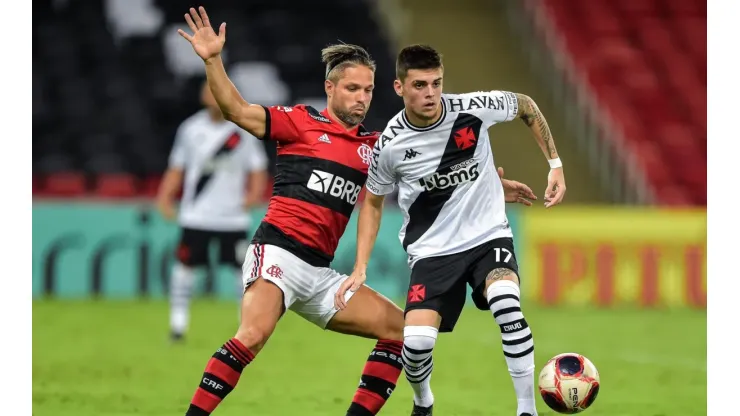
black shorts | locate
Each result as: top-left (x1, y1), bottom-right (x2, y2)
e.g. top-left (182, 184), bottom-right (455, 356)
top-left (175, 227), bottom-right (248, 268)
top-left (404, 237), bottom-right (519, 333)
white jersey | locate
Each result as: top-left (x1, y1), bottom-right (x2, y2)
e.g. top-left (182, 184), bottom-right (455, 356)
top-left (168, 110), bottom-right (268, 231)
top-left (366, 91), bottom-right (519, 268)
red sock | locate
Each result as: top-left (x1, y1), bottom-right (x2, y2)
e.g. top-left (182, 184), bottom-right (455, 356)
top-left (186, 338), bottom-right (255, 415)
top-left (346, 340), bottom-right (404, 415)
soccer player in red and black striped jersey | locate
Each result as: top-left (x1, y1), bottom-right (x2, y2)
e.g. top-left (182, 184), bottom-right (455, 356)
top-left (177, 7), bottom-right (537, 416)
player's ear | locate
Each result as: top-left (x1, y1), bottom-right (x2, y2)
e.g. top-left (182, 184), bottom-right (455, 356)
top-left (393, 79), bottom-right (403, 97)
top-left (324, 79), bottom-right (334, 98)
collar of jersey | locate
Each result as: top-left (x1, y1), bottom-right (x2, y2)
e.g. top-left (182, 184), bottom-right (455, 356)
top-left (401, 98), bottom-right (447, 132)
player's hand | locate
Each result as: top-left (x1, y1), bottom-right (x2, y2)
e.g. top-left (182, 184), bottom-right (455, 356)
top-left (178, 6), bottom-right (226, 61)
top-left (498, 167), bottom-right (537, 206)
top-left (334, 268), bottom-right (366, 311)
top-left (157, 201), bottom-right (176, 221)
top-left (544, 167), bottom-right (566, 208)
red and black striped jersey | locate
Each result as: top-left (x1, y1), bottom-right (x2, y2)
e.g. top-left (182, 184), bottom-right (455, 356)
top-left (251, 104), bottom-right (379, 267)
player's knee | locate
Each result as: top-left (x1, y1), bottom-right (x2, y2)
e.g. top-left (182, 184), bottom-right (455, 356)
top-left (234, 324), bottom-right (271, 353)
top-left (379, 310), bottom-right (405, 341)
top-left (483, 267), bottom-right (520, 292)
top-left (403, 325), bottom-right (438, 352)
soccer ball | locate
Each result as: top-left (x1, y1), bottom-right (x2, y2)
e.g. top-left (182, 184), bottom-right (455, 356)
top-left (538, 353), bottom-right (600, 413)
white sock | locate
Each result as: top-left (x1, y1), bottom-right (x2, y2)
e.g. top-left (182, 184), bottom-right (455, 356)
top-left (487, 280), bottom-right (537, 416)
top-left (402, 325), bottom-right (438, 408)
top-left (169, 263), bottom-right (194, 335)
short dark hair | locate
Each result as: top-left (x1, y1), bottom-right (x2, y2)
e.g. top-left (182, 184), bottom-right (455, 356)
top-left (396, 44), bottom-right (443, 81)
top-left (321, 43), bottom-right (376, 82)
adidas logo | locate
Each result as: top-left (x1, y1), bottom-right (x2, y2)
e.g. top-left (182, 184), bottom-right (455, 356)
top-left (318, 134), bottom-right (331, 144)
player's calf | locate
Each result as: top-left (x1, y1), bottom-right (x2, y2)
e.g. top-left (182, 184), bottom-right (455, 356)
top-left (402, 313), bottom-right (438, 410)
top-left (484, 269), bottom-right (537, 416)
top-left (170, 262), bottom-right (195, 340)
top-left (328, 285), bottom-right (406, 415)
top-left (185, 278), bottom-right (284, 415)
top-left (346, 339), bottom-right (404, 416)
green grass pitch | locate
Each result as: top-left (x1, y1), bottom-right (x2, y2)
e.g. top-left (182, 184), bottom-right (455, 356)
top-left (32, 300), bottom-right (706, 415)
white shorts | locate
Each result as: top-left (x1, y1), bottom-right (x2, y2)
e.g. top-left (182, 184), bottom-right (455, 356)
top-left (241, 244), bottom-right (356, 328)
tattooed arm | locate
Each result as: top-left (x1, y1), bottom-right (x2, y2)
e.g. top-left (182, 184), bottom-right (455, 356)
top-left (514, 93), bottom-right (566, 207)
top-left (515, 94), bottom-right (559, 160)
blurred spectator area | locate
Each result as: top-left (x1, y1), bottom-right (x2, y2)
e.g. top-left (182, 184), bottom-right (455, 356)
top-left (33, 0), bottom-right (398, 198)
top-left (537, 0), bottom-right (706, 205)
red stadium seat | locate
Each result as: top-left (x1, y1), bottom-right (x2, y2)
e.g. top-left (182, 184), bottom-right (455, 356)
top-left (614, 0), bottom-right (661, 15)
top-left (94, 174), bottom-right (138, 198)
top-left (43, 172), bottom-right (87, 196)
top-left (141, 175), bottom-right (162, 198)
top-left (32, 175), bottom-right (42, 195)
top-left (538, 0), bottom-right (706, 205)
top-left (656, 185), bottom-right (693, 206)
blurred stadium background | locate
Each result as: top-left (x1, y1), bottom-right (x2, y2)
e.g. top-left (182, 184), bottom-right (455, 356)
top-left (32, 0), bottom-right (707, 415)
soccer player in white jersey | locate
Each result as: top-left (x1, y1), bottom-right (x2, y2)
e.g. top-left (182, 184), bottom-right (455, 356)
top-left (336, 45), bottom-right (567, 416)
top-left (156, 80), bottom-right (268, 341)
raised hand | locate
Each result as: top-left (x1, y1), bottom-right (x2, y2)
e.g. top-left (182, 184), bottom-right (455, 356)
top-left (177, 6), bottom-right (226, 61)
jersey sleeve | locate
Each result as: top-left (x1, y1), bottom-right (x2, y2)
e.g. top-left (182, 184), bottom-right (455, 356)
top-left (365, 139), bottom-right (396, 196)
top-left (167, 125), bottom-right (188, 169)
top-left (241, 131), bottom-right (269, 172)
top-left (261, 105), bottom-right (304, 143)
top-left (481, 90), bottom-right (519, 127)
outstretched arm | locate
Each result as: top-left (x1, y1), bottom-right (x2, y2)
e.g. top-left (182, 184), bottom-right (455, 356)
top-left (514, 93), bottom-right (566, 207)
top-left (354, 193), bottom-right (385, 274)
top-left (334, 192), bottom-right (386, 310)
top-left (179, 7), bottom-right (267, 138)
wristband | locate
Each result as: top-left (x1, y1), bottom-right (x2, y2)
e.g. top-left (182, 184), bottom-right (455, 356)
top-left (548, 157), bottom-right (562, 169)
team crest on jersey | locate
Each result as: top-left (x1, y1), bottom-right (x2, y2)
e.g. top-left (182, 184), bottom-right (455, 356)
top-left (357, 143), bottom-right (373, 165)
top-left (453, 126), bottom-right (477, 150)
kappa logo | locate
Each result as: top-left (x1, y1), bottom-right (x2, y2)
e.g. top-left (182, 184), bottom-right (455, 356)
top-left (357, 143), bottom-right (373, 165)
top-left (404, 149), bottom-right (420, 160)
